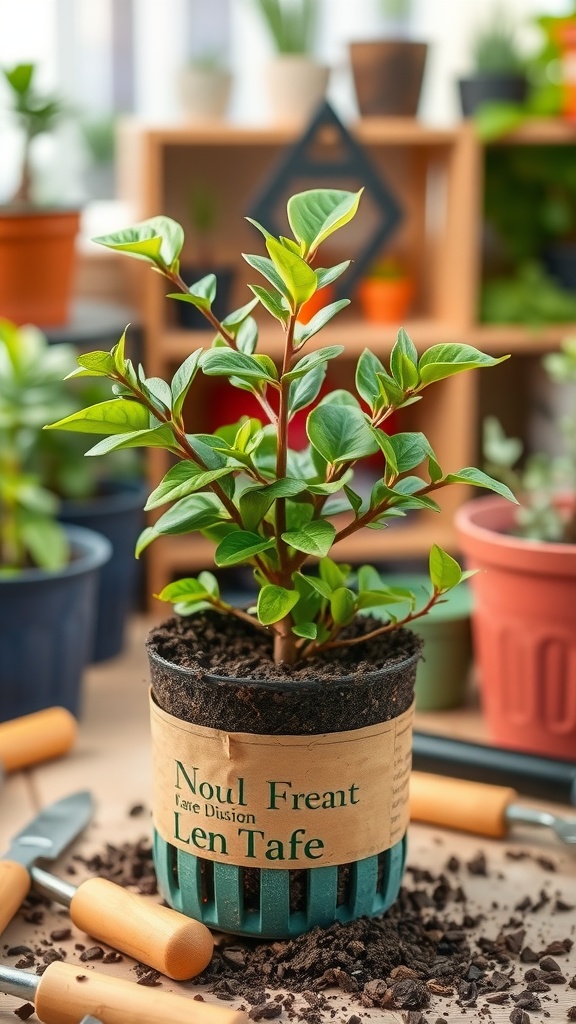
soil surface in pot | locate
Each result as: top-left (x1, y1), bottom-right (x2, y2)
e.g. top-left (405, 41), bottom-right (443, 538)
top-left (147, 612), bottom-right (421, 734)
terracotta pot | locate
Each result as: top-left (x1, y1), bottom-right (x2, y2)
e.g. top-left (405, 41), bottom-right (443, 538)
top-left (147, 619), bottom-right (421, 938)
top-left (0, 207), bottom-right (80, 327)
top-left (264, 56), bottom-right (329, 124)
top-left (455, 495), bottom-right (576, 760)
top-left (349, 40), bottom-right (428, 117)
top-left (357, 276), bottom-right (414, 323)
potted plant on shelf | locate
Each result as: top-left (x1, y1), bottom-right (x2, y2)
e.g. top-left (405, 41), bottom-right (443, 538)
top-left (178, 53), bottom-right (232, 123)
top-left (349, 0), bottom-right (428, 118)
top-left (457, 7), bottom-right (528, 118)
top-left (0, 319), bottom-right (110, 722)
top-left (357, 256), bottom-right (415, 324)
top-left (0, 63), bottom-right (80, 326)
top-left (253, 0), bottom-right (328, 123)
top-left (456, 339), bottom-right (576, 761)
top-left (46, 187), bottom-right (513, 939)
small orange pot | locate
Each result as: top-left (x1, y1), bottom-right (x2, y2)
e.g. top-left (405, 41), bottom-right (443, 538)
top-left (0, 207), bottom-right (80, 326)
top-left (455, 495), bottom-right (576, 761)
top-left (357, 277), bottom-right (414, 324)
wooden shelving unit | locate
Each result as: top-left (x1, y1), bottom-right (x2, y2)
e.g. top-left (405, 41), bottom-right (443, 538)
top-left (117, 118), bottom-right (567, 599)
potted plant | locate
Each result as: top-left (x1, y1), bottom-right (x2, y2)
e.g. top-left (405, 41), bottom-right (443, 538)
top-left (31, 351), bottom-right (147, 664)
top-left (357, 256), bottom-right (415, 324)
top-left (0, 319), bottom-right (110, 722)
top-left (253, 0), bottom-right (329, 123)
top-left (46, 187), bottom-right (512, 939)
top-left (178, 54), bottom-right (232, 122)
top-left (349, 0), bottom-right (428, 118)
top-left (458, 8), bottom-right (528, 118)
top-left (0, 63), bottom-right (80, 326)
top-left (456, 340), bottom-right (576, 761)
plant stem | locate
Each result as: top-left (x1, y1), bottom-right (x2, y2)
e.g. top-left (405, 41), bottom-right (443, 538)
top-left (304, 589), bottom-right (442, 657)
top-left (167, 269), bottom-right (238, 348)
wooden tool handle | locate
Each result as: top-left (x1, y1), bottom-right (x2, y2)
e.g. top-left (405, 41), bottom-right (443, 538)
top-left (0, 860), bottom-right (31, 931)
top-left (70, 877), bottom-right (214, 981)
top-left (35, 961), bottom-right (248, 1024)
top-left (0, 708), bottom-right (77, 773)
top-left (410, 771), bottom-right (517, 838)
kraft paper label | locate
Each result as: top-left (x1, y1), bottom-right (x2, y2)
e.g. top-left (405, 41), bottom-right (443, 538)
top-left (150, 695), bottom-right (413, 869)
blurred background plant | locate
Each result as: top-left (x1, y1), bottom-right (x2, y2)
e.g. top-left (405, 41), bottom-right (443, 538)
top-left (2, 62), bottom-right (67, 205)
top-left (253, 0), bottom-right (317, 54)
top-left (483, 336), bottom-right (576, 543)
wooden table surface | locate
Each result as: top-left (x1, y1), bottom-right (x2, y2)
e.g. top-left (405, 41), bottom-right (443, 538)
top-left (1, 617), bottom-right (575, 1023)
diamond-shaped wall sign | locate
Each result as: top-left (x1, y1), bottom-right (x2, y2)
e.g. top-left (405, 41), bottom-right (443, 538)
top-left (247, 100), bottom-right (403, 298)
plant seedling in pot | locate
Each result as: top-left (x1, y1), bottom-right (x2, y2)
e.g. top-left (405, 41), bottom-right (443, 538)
top-left (45, 187), bottom-right (515, 937)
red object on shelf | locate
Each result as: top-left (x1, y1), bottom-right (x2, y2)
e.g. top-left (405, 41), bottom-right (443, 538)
top-left (299, 284), bottom-right (336, 324)
top-left (556, 22), bottom-right (576, 120)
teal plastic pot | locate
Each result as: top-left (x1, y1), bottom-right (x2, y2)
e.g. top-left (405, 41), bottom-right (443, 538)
top-left (368, 575), bottom-right (473, 712)
top-left (147, 622), bottom-right (421, 939)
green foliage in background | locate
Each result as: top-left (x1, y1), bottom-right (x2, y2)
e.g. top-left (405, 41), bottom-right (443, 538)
top-left (2, 63), bottom-right (67, 204)
top-left (254, 0), bottom-right (317, 55)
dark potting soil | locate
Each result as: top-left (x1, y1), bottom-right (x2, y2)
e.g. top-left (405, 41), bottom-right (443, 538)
top-left (10, 834), bottom-right (576, 1023)
top-left (147, 612), bottom-right (422, 734)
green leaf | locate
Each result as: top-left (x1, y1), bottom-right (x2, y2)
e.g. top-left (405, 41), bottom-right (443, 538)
top-left (288, 362), bottom-right (326, 417)
top-left (371, 430), bottom-right (399, 476)
top-left (248, 284), bottom-right (288, 323)
top-left (287, 188), bottom-right (363, 257)
top-left (375, 370), bottom-right (406, 407)
top-left (344, 485), bottom-right (363, 514)
top-left (135, 526), bottom-right (159, 557)
top-left (221, 297), bottom-right (260, 329)
top-left (266, 236), bottom-right (318, 307)
top-left (141, 375), bottom-right (172, 411)
top-left (293, 572), bottom-right (333, 600)
top-left (307, 404), bottom-right (378, 463)
top-left (234, 318), bottom-right (258, 355)
top-left (243, 252), bottom-right (289, 297)
top-left (145, 463), bottom-right (233, 510)
top-left (112, 327), bottom-right (127, 375)
top-left (330, 587), bottom-right (356, 626)
top-left (319, 557), bottom-right (350, 590)
top-left (84, 424), bottom-right (177, 456)
top-left (444, 467), bottom-right (518, 503)
top-left (356, 349), bottom-right (385, 412)
top-left (201, 348), bottom-right (277, 383)
top-left (245, 216), bottom-right (273, 241)
top-left (388, 432), bottom-right (437, 472)
top-left (214, 531), bottom-right (275, 567)
top-left (429, 544), bottom-right (463, 592)
top-left (295, 300), bottom-right (349, 343)
top-left (315, 261), bottom-right (351, 289)
top-left (308, 472), bottom-right (353, 495)
top-left (284, 345), bottom-right (344, 383)
top-left (171, 350), bottom-right (203, 419)
top-left (21, 517), bottom-right (69, 572)
top-left (71, 350), bottom-right (116, 377)
top-left (391, 327), bottom-right (418, 368)
top-left (45, 399), bottom-right (149, 435)
top-left (257, 585), bottom-right (299, 626)
top-left (4, 63), bottom-right (34, 95)
top-left (92, 216), bottom-right (184, 270)
top-left (151, 493), bottom-right (227, 539)
top-left (155, 577), bottom-right (214, 603)
top-left (292, 621), bottom-right (318, 639)
top-left (418, 344), bottom-right (509, 385)
top-left (168, 273), bottom-right (217, 315)
top-left (282, 520), bottom-right (336, 557)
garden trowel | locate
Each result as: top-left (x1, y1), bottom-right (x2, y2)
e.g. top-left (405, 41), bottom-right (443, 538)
top-left (0, 961), bottom-right (248, 1024)
top-left (410, 772), bottom-right (576, 847)
top-left (0, 790), bottom-right (215, 980)
top-left (0, 707), bottom-right (77, 787)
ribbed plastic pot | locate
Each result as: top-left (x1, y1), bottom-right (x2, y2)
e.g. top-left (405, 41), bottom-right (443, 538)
top-left (455, 495), bottom-right (576, 760)
top-left (59, 480), bottom-right (146, 662)
top-left (0, 525), bottom-right (111, 722)
top-left (148, 629), bottom-right (421, 939)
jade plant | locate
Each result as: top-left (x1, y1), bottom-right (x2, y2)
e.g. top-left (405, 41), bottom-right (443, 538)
top-left (2, 63), bottom-right (66, 205)
top-left (46, 187), bottom-right (515, 665)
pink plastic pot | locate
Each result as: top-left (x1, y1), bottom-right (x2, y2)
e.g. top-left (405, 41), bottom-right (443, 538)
top-left (455, 495), bottom-right (576, 761)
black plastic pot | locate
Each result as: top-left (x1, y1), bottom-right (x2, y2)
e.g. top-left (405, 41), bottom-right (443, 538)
top-left (59, 480), bottom-right (147, 662)
top-left (147, 618), bottom-right (421, 939)
top-left (0, 525), bottom-right (111, 722)
top-left (174, 265), bottom-right (235, 330)
top-left (458, 74), bottom-right (528, 118)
